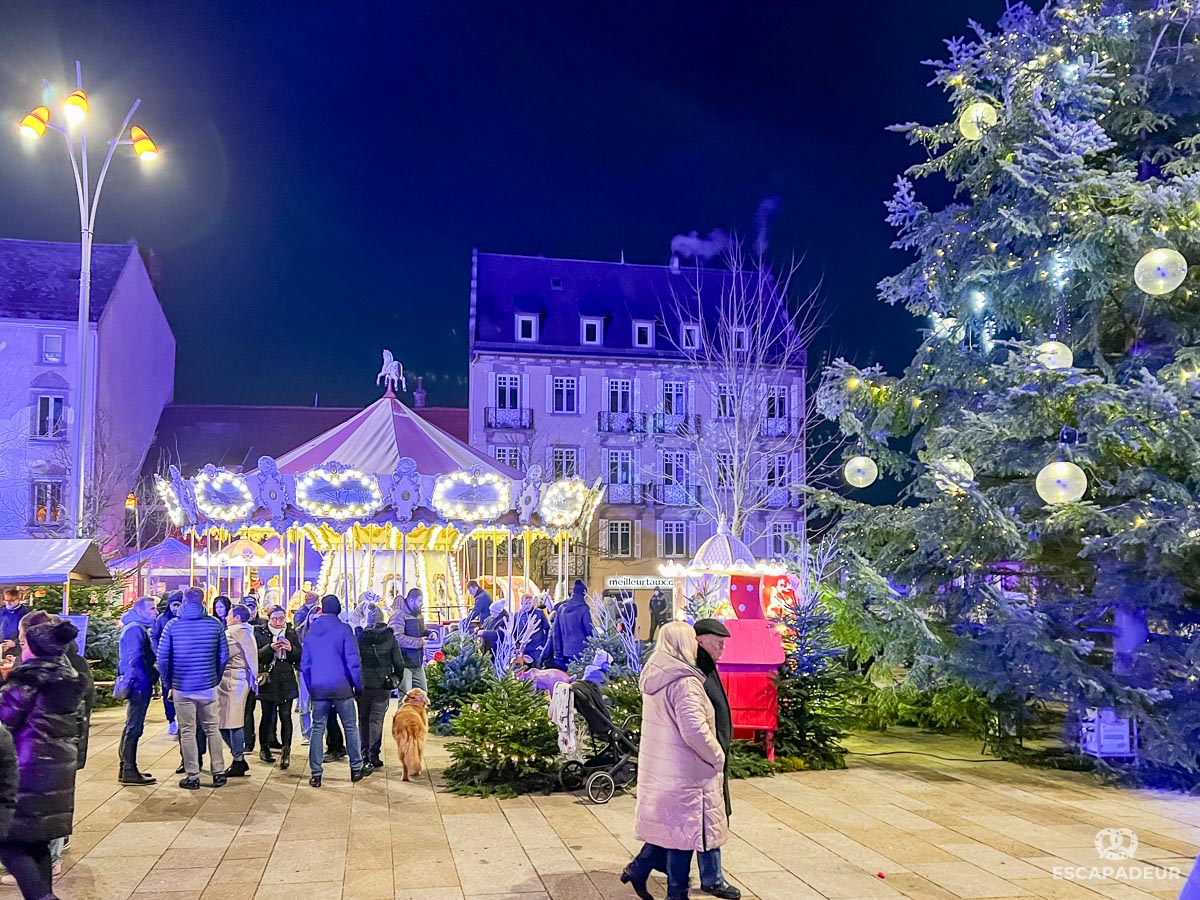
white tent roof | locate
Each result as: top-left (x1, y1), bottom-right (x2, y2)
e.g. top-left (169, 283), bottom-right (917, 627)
top-left (0, 539), bottom-right (112, 585)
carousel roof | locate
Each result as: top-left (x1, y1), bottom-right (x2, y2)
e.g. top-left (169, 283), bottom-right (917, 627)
top-left (263, 392), bottom-right (520, 479)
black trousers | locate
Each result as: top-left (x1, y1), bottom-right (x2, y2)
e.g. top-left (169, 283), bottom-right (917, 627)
top-left (259, 699), bottom-right (293, 749)
top-left (0, 839), bottom-right (52, 900)
top-left (326, 706), bottom-right (345, 753)
top-left (356, 687), bottom-right (391, 762)
top-left (243, 692), bottom-right (258, 750)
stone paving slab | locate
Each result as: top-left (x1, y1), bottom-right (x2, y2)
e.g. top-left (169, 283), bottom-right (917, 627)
top-left (4, 706), bottom-right (1192, 899)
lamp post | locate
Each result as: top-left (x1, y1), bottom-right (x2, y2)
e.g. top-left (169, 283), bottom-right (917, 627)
top-left (125, 491), bottom-right (142, 596)
top-left (19, 61), bottom-right (158, 538)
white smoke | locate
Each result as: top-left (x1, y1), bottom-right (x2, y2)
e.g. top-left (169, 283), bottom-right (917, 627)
top-left (754, 196), bottom-right (781, 258)
top-left (670, 228), bottom-right (732, 261)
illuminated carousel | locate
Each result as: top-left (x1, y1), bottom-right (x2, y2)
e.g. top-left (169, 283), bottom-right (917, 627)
top-left (154, 353), bottom-right (603, 620)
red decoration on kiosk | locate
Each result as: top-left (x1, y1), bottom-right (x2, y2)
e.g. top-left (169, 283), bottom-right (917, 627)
top-left (716, 618), bottom-right (785, 760)
top-left (729, 575), bottom-right (764, 619)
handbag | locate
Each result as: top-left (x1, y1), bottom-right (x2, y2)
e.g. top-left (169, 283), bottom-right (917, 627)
top-left (257, 659), bottom-right (275, 688)
top-left (111, 671), bottom-right (133, 701)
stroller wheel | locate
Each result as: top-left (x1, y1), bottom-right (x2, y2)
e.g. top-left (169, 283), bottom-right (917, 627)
top-left (586, 771), bottom-right (616, 804)
top-left (559, 760), bottom-right (586, 791)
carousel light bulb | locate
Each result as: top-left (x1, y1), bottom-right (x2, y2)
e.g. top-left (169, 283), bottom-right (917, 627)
top-left (1036, 460), bottom-right (1087, 504)
top-left (1036, 340), bottom-right (1074, 370)
top-left (843, 456), bottom-right (878, 489)
top-left (1134, 248), bottom-right (1187, 295)
top-left (958, 101), bottom-right (999, 140)
top-left (933, 457), bottom-right (974, 493)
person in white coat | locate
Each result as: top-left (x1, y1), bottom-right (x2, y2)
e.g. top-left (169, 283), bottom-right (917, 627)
top-left (218, 604), bottom-right (259, 778)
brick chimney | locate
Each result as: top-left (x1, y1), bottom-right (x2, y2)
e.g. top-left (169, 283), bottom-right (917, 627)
top-left (413, 376), bottom-right (426, 409)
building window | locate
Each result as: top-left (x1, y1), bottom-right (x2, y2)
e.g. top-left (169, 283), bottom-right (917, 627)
top-left (663, 381), bottom-right (685, 416)
top-left (770, 522), bottom-right (797, 557)
top-left (608, 379), bottom-right (631, 414)
top-left (766, 385), bottom-right (788, 420)
top-left (732, 328), bottom-right (749, 352)
top-left (663, 521), bottom-right (687, 557)
top-left (551, 447), bottom-right (578, 479)
top-left (32, 481), bottom-right (64, 524)
top-left (717, 453), bottom-right (733, 487)
top-left (767, 454), bottom-right (790, 487)
top-left (35, 395), bottom-right (65, 439)
top-left (581, 318), bottom-right (603, 345)
top-left (496, 374), bottom-right (520, 409)
top-left (608, 449), bottom-right (632, 485)
top-left (552, 377), bottom-right (578, 414)
top-left (515, 314), bottom-right (538, 342)
top-left (716, 385), bottom-right (734, 419)
top-left (663, 451), bottom-right (688, 486)
top-left (681, 324), bottom-right (701, 351)
top-left (607, 520), bottom-right (633, 558)
top-left (493, 446), bottom-right (523, 470)
top-left (40, 334), bottom-right (63, 365)
top-left (633, 320), bottom-right (654, 348)
top-left (551, 277), bottom-right (563, 290)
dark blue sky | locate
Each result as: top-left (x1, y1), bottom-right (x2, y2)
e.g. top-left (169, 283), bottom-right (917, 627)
top-left (0, 1), bottom-right (1007, 408)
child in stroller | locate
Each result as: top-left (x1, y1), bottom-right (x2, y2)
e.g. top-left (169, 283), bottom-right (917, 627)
top-left (558, 672), bottom-right (639, 803)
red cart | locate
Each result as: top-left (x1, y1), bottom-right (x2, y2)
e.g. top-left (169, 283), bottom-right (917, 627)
top-left (716, 617), bottom-right (784, 761)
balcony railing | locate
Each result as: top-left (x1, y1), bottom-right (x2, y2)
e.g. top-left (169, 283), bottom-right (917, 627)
top-left (645, 481), bottom-right (701, 506)
top-left (597, 411), bottom-right (648, 434)
top-left (652, 413), bottom-right (701, 436)
top-left (602, 483), bottom-right (645, 504)
top-left (758, 486), bottom-right (801, 508)
top-left (485, 407), bottom-right (534, 429)
top-left (759, 416), bottom-right (800, 438)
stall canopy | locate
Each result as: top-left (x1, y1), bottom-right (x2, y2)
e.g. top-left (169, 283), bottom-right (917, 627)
top-left (0, 539), bottom-right (112, 585)
top-left (107, 537), bottom-right (193, 574)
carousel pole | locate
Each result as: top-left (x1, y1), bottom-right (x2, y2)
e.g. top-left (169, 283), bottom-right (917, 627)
top-left (523, 532), bottom-right (531, 590)
top-left (491, 536), bottom-right (498, 599)
top-left (188, 532), bottom-right (195, 585)
top-left (205, 533), bottom-right (211, 593)
top-left (341, 531), bottom-right (349, 606)
top-left (400, 531), bottom-right (408, 597)
top-left (506, 531), bottom-right (514, 611)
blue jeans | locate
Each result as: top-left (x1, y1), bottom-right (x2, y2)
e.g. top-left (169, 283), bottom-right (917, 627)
top-left (298, 679), bottom-right (311, 737)
top-left (630, 843), bottom-right (693, 897)
top-left (698, 848), bottom-right (724, 886)
top-left (308, 697), bottom-right (363, 777)
top-left (220, 727), bottom-right (245, 761)
top-left (119, 689), bottom-right (152, 770)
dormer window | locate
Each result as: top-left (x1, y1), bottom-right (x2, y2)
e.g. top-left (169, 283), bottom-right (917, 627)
top-left (516, 314), bottom-right (538, 342)
top-left (581, 317), bottom-right (603, 346)
top-left (732, 327), bottom-right (749, 352)
top-left (633, 320), bottom-right (654, 349)
top-left (681, 324), bottom-right (701, 351)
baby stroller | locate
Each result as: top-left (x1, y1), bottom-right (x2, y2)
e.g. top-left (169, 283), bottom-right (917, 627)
top-left (558, 680), bottom-right (639, 804)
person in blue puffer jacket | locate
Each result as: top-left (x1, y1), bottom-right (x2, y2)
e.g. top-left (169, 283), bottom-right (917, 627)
top-left (546, 580), bottom-right (595, 671)
top-left (157, 587), bottom-right (229, 789)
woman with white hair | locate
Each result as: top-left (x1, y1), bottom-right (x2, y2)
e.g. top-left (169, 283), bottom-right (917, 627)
top-left (621, 621), bottom-right (727, 900)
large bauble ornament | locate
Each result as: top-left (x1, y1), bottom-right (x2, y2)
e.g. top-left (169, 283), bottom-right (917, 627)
top-left (843, 456), bottom-right (878, 489)
top-left (1035, 461), bottom-right (1087, 504)
top-left (1035, 340), bottom-right (1073, 370)
top-left (1133, 248), bottom-right (1187, 295)
top-left (932, 457), bottom-right (974, 493)
top-left (958, 102), bottom-right (999, 140)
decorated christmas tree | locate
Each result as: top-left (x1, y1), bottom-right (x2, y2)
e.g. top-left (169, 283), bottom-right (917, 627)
top-left (817, 1), bottom-right (1200, 785)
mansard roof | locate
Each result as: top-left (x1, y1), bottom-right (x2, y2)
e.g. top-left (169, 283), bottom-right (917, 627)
top-left (0, 239), bottom-right (139, 323)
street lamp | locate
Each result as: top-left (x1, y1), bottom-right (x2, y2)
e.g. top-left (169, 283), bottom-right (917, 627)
top-left (18, 61), bottom-right (159, 538)
top-left (125, 492), bottom-right (143, 596)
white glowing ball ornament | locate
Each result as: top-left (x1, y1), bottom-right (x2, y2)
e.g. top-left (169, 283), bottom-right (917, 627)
top-left (933, 457), bottom-right (974, 493)
top-left (1035, 461), bottom-right (1087, 504)
top-left (843, 456), bottom-right (878, 489)
top-left (1036, 340), bottom-right (1074, 370)
top-left (1133, 248), bottom-right (1187, 295)
top-left (958, 102), bottom-right (999, 140)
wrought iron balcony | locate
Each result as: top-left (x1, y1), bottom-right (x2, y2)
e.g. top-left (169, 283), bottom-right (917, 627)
top-left (651, 413), bottom-right (701, 436)
top-left (759, 416), bottom-right (800, 438)
top-left (597, 411), bottom-right (648, 434)
top-left (484, 407), bottom-right (534, 429)
top-left (602, 483), bottom-right (645, 504)
top-left (758, 486), bottom-right (801, 508)
top-left (645, 481), bottom-right (701, 506)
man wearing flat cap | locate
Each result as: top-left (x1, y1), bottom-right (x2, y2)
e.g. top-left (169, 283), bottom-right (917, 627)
top-left (693, 618), bottom-right (740, 900)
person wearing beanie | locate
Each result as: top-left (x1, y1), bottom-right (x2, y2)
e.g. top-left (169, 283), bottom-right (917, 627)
top-left (357, 604), bottom-right (404, 768)
top-left (545, 580), bottom-right (595, 671)
top-left (152, 591), bottom-right (184, 737)
top-left (480, 599), bottom-right (510, 656)
top-left (300, 595), bottom-right (371, 787)
top-left (691, 618), bottom-right (738, 899)
top-left (514, 594), bottom-right (550, 667)
top-left (0, 617), bottom-right (84, 900)
top-left (389, 589), bottom-right (429, 694)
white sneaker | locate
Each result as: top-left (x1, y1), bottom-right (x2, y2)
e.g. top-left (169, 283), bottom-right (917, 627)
top-left (301, 736), bottom-right (310, 746)
top-left (168, 721), bottom-right (179, 737)
top-left (52, 862), bottom-right (62, 878)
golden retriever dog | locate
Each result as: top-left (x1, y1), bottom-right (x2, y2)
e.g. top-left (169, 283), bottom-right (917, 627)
top-left (390, 688), bottom-right (429, 781)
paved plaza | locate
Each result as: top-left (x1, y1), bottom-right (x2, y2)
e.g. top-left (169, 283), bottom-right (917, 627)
top-left (12, 704), bottom-right (1195, 899)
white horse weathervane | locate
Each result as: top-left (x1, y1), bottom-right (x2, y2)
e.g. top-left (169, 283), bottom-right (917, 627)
top-left (377, 350), bottom-right (406, 394)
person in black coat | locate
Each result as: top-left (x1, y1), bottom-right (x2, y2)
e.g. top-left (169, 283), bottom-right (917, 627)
top-left (692, 619), bottom-right (738, 900)
top-left (255, 607), bottom-right (301, 769)
top-left (0, 619), bottom-right (84, 900)
top-left (648, 589), bottom-right (670, 642)
top-left (356, 605), bottom-right (405, 768)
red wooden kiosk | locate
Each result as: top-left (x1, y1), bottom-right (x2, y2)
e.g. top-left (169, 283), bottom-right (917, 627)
top-left (717, 617), bottom-right (784, 760)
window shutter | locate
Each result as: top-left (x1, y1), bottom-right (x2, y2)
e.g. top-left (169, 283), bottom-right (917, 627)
top-left (578, 376), bottom-right (586, 415)
top-left (545, 374), bottom-right (553, 413)
top-left (657, 378), bottom-right (665, 413)
top-left (633, 448), bottom-right (642, 487)
top-left (687, 380), bottom-right (696, 416)
top-left (791, 383), bottom-right (800, 423)
top-left (576, 446), bottom-right (584, 480)
top-left (656, 448), bottom-right (664, 486)
top-left (633, 379), bottom-right (642, 413)
top-left (598, 519), bottom-right (610, 557)
top-left (488, 372), bottom-right (496, 408)
top-left (633, 524), bottom-right (642, 559)
top-left (687, 522), bottom-right (696, 556)
top-left (656, 520), bottom-right (664, 558)
top-left (521, 373), bottom-right (529, 408)
top-left (602, 377), bottom-right (609, 413)
top-left (601, 448), bottom-right (609, 483)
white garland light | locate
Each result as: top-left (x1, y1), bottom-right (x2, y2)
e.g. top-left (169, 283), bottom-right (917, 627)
top-left (430, 470), bottom-right (511, 522)
top-left (193, 470), bottom-right (255, 522)
top-left (1036, 461), bottom-right (1087, 505)
top-left (155, 478), bottom-right (185, 526)
top-left (843, 456), bottom-right (878, 488)
top-left (295, 467), bottom-right (384, 521)
top-left (539, 478), bottom-right (590, 527)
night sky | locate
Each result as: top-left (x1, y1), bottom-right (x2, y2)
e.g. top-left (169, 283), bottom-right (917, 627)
top-left (0, 1), bottom-right (1008, 410)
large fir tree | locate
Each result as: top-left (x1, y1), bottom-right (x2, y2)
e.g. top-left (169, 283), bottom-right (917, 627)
top-left (818, 0), bottom-right (1200, 785)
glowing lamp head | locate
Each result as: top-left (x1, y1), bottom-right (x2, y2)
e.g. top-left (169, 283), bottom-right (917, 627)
top-left (1133, 248), bottom-right (1187, 295)
top-left (1035, 460), bottom-right (1087, 505)
top-left (19, 106), bottom-right (49, 139)
top-left (843, 456), bottom-right (878, 489)
top-left (63, 90), bottom-right (88, 126)
top-left (958, 101), bottom-right (998, 140)
top-left (1035, 340), bottom-right (1073, 370)
top-left (130, 125), bottom-right (158, 160)
top-left (124, 492), bottom-right (138, 510)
